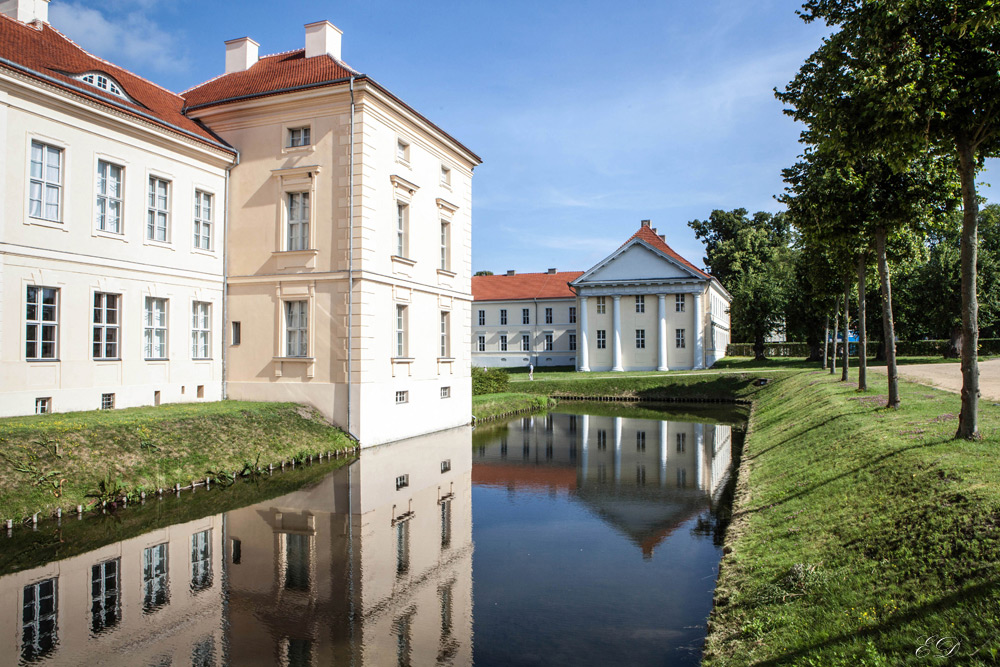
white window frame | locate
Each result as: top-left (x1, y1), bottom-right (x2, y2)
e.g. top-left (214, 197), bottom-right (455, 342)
top-left (395, 391), bottom-right (409, 405)
top-left (596, 329), bottom-right (606, 349)
top-left (676, 328), bottom-right (686, 349)
top-left (440, 386), bottom-right (451, 399)
top-left (500, 334), bottom-right (508, 352)
top-left (478, 310), bottom-right (485, 326)
top-left (440, 220), bottom-right (451, 271)
top-left (636, 328), bottom-right (646, 349)
top-left (545, 307), bottom-right (553, 324)
top-left (544, 333), bottom-right (553, 351)
top-left (477, 335), bottom-right (485, 352)
top-left (676, 294), bottom-right (686, 312)
top-left (29, 140), bottom-right (63, 222)
top-left (440, 311), bottom-right (451, 358)
top-left (288, 126), bottom-right (311, 148)
top-left (93, 292), bottom-right (120, 360)
top-left (395, 304), bottom-right (408, 358)
top-left (77, 72), bottom-right (128, 99)
top-left (96, 160), bottom-right (123, 234)
top-left (440, 164), bottom-right (451, 187)
top-left (287, 192), bottom-right (310, 251)
top-left (146, 176), bottom-right (170, 242)
top-left (395, 202), bottom-right (409, 258)
top-left (35, 397), bottom-right (51, 414)
top-left (193, 190), bottom-right (213, 250)
top-left (636, 295), bottom-right (645, 313)
top-left (522, 308), bottom-right (530, 325)
top-left (521, 334), bottom-right (530, 352)
top-left (500, 309), bottom-right (507, 325)
top-left (569, 306), bottom-right (576, 324)
top-left (569, 333), bottom-right (577, 351)
top-left (144, 297), bottom-right (168, 359)
top-left (596, 296), bottom-right (606, 314)
top-left (26, 286), bottom-right (59, 361)
top-left (396, 138), bottom-right (410, 165)
top-left (191, 302), bottom-right (211, 360)
top-left (285, 300), bottom-right (309, 358)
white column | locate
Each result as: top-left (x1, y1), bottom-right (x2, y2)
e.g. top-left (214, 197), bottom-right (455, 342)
top-left (659, 420), bottom-right (668, 487)
top-left (657, 293), bottom-right (668, 371)
top-left (695, 422), bottom-right (705, 490)
top-left (693, 290), bottom-right (704, 370)
top-left (611, 295), bottom-right (623, 371)
top-left (613, 416), bottom-right (622, 484)
top-left (578, 296), bottom-right (590, 371)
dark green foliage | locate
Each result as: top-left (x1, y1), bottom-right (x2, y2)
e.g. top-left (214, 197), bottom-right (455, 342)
top-left (471, 366), bottom-right (510, 395)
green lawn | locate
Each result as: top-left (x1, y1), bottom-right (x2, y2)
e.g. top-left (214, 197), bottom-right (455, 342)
top-left (0, 401), bottom-right (354, 521)
top-left (472, 393), bottom-right (553, 422)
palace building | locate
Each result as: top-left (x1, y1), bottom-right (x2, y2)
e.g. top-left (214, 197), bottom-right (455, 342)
top-left (0, 0), bottom-right (480, 446)
top-left (472, 221), bottom-right (731, 371)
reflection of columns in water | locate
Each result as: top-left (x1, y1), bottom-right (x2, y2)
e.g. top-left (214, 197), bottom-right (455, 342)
top-left (580, 414), bottom-right (589, 477)
top-left (613, 416), bottom-right (622, 484)
top-left (695, 423), bottom-right (704, 490)
top-left (659, 420), bottom-right (668, 487)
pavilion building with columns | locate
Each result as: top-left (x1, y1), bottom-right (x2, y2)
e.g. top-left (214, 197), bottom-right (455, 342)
top-left (571, 222), bottom-right (730, 372)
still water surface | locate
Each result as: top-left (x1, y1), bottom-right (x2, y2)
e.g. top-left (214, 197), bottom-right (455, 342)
top-left (2, 406), bottom-right (741, 666)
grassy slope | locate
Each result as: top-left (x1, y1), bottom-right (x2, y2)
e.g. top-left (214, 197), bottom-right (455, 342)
top-left (510, 369), bottom-right (769, 401)
top-left (0, 401), bottom-right (354, 521)
top-left (472, 393), bottom-right (553, 422)
top-left (706, 370), bottom-right (1000, 665)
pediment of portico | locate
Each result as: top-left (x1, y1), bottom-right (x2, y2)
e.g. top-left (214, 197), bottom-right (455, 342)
top-left (574, 242), bottom-right (702, 286)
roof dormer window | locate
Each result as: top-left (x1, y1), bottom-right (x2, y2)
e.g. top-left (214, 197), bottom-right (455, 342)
top-left (76, 72), bottom-right (128, 99)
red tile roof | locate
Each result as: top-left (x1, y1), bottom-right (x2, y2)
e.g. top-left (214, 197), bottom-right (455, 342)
top-left (0, 15), bottom-right (232, 152)
top-left (182, 49), bottom-right (357, 110)
top-left (623, 225), bottom-right (712, 280)
top-left (473, 271), bottom-right (584, 302)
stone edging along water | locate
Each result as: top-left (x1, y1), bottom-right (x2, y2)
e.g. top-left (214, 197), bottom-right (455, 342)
top-left (2, 446), bottom-right (360, 536)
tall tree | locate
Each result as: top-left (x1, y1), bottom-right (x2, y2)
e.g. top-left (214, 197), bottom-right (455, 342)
top-left (688, 209), bottom-right (793, 360)
top-left (781, 0), bottom-right (1000, 437)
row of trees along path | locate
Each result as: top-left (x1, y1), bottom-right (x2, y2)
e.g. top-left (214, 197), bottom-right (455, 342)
top-left (774, 0), bottom-right (1000, 439)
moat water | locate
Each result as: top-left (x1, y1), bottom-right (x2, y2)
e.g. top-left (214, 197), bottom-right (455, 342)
top-left (1, 403), bottom-right (743, 666)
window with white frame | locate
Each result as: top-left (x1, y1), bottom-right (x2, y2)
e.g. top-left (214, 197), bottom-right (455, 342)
top-left (635, 329), bottom-right (646, 349)
top-left (569, 333), bottom-right (576, 351)
top-left (193, 190), bottom-right (213, 250)
top-left (96, 160), bottom-right (123, 233)
top-left (500, 334), bottom-right (508, 351)
top-left (440, 220), bottom-right (450, 270)
top-left (91, 558), bottom-right (121, 634)
top-left (569, 306), bottom-right (576, 323)
top-left (521, 334), bottom-right (530, 351)
top-left (285, 301), bottom-right (308, 357)
top-left (478, 310), bottom-right (485, 326)
top-left (26, 286), bottom-right (59, 360)
top-left (395, 391), bottom-right (408, 405)
top-left (288, 126), bottom-right (311, 148)
top-left (636, 295), bottom-right (645, 313)
top-left (440, 164), bottom-right (451, 187)
top-left (596, 296), bottom-right (606, 314)
top-left (144, 297), bottom-right (168, 359)
top-left (147, 177), bottom-right (170, 242)
top-left (500, 309), bottom-right (507, 325)
top-left (394, 305), bottom-right (408, 357)
top-left (596, 329), bottom-right (606, 349)
top-left (35, 398), bottom-right (51, 414)
top-left (440, 311), bottom-right (451, 357)
top-left (396, 139), bottom-right (410, 163)
top-left (21, 577), bottom-right (57, 662)
top-left (77, 72), bottom-right (126, 98)
top-left (190, 529), bottom-right (212, 592)
top-left (441, 387), bottom-right (451, 399)
top-left (29, 141), bottom-right (62, 222)
top-left (287, 192), bottom-right (309, 251)
top-left (676, 294), bottom-right (686, 312)
top-left (544, 333), bottom-right (553, 351)
top-left (675, 328), bottom-right (686, 349)
top-left (142, 543), bottom-right (169, 613)
top-left (191, 302), bottom-right (211, 359)
top-left (396, 202), bottom-right (408, 257)
top-left (101, 393), bottom-right (115, 410)
top-left (477, 335), bottom-right (485, 352)
top-left (522, 308), bottom-right (530, 325)
top-left (92, 293), bottom-right (119, 359)
top-left (545, 307), bottom-right (553, 324)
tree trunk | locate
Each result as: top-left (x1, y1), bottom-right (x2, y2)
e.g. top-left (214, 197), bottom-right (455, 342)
top-left (753, 332), bottom-right (766, 361)
top-left (841, 275), bottom-right (850, 382)
top-left (831, 299), bottom-right (839, 376)
top-left (875, 226), bottom-right (900, 409)
top-left (822, 314), bottom-right (829, 370)
top-left (856, 252), bottom-right (868, 391)
top-left (956, 134), bottom-right (980, 439)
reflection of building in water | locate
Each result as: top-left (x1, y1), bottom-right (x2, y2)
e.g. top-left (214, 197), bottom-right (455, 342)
top-left (0, 427), bottom-right (473, 665)
top-left (473, 412), bottom-right (732, 558)
top-left (0, 514), bottom-right (225, 665)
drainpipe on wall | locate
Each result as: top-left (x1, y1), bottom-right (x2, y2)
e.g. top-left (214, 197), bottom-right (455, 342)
top-left (221, 152), bottom-right (239, 400)
top-left (346, 75), bottom-right (357, 440)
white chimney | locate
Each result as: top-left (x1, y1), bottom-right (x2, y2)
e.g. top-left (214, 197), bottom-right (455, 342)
top-left (0, 0), bottom-right (50, 24)
top-left (224, 36), bottom-right (259, 74)
top-left (305, 20), bottom-right (342, 60)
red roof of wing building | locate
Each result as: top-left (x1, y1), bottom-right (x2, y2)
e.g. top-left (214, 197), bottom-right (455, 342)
top-left (473, 271), bottom-right (584, 302)
top-left (623, 225), bottom-right (713, 280)
top-left (0, 15), bottom-right (231, 151)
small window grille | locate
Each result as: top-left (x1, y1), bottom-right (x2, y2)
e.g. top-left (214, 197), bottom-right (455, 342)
top-left (440, 459), bottom-right (451, 473)
top-left (101, 393), bottom-right (115, 410)
top-left (35, 397), bottom-right (51, 414)
top-left (395, 474), bottom-right (409, 490)
top-left (395, 390), bottom-right (408, 404)
top-left (440, 386), bottom-right (451, 399)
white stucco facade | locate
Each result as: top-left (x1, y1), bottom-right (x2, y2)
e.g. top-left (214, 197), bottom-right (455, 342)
top-left (472, 293), bottom-right (578, 368)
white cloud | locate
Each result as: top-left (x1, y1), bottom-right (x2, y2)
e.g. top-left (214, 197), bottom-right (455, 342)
top-left (49, 2), bottom-right (189, 75)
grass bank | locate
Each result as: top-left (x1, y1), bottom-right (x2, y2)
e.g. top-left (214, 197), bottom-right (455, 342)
top-left (705, 370), bottom-right (1000, 665)
top-left (0, 401), bottom-right (354, 522)
top-left (472, 392), bottom-right (554, 422)
top-left (509, 369), bottom-right (771, 402)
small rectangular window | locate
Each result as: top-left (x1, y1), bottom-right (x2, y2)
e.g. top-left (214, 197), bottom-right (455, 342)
top-left (440, 220), bottom-right (450, 270)
top-left (596, 329), bottom-right (606, 349)
top-left (440, 311), bottom-right (450, 357)
top-left (101, 393), bottom-right (115, 410)
top-left (288, 126), bottom-right (311, 147)
top-left (395, 390), bottom-right (408, 404)
top-left (676, 294), bottom-right (686, 312)
top-left (636, 295), bottom-right (645, 313)
top-left (545, 307), bottom-right (553, 324)
top-left (232, 539), bottom-right (242, 565)
top-left (637, 431), bottom-right (646, 451)
top-left (477, 335), bottom-right (485, 352)
top-left (677, 432), bottom-right (686, 452)
top-left (231, 321), bottom-right (241, 346)
top-left (21, 577), bottom-right (57, 662)
top-left (440, 164), bottom-right (451, 186)
top-left (569, 333), bottom-right (577, 351)
top-left (395, 305), bottom-right (408, 357)
top-left (143, 543), bottom-right (169, 613)
top-left (440, 386), bottom-right (451, 399)
top-left (287, 192), bottom-right (310, 251)
top-left (676, 328), bottom-right (686, 349)
top-left (500, 309), bottom-right (507, 325)
top-left (29, 141), bottom-right (62, 222)
top-left (190, 529), bottom-right (212, 592)
top-left (521, 334), bottom-right (530, 351)
top-left (191, 302), bottom-right (211, 359)
top-left (193, 190), bottom-right (213, 250)
top-left (478, 310), bottom-right (485, 326)
top-left (545, 333), bottom-right (553, 351)
top-left (26, 286), bottom-right (59, 360)
top-left (91, 558), bottom-right (121, 634)
top-left (396, 139), bottom-right (410, 163)
top-left (396, 202), bottom-right (408, 257)
top-left (96, 160), bottom-right (123, 234)
top-left (569, 306), bottom-right (576, 324)
top-left (522, 308), bottom-right (530, 325)
top-left (500, 334), bottom-right (508, 351)
top-left (395, 474), bottom-right (409, 489)
top-left (147, 177), bottom-right (170, 242)
top-left (636, 329), bottom-right (646, 349)
top-left (35, 397), bottom-right (51, 414)
top-left (596, 296), bottom-right (606, 314)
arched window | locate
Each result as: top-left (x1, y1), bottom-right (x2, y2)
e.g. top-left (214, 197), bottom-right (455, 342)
top-left (76, 72), bottom-right (129, 99)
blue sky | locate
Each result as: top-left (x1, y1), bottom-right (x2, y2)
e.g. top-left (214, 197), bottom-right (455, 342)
top-left (49, 0), bottom-right (999, 274)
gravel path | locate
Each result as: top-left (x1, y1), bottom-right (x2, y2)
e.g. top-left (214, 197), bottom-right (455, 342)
top-left (872, 358), bottom-right (1000, 401)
